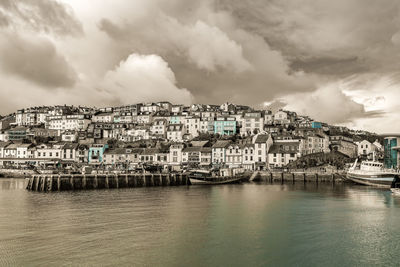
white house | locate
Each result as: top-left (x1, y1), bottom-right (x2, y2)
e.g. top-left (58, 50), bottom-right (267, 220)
top-left (167, 124), bottom-right (185, 142)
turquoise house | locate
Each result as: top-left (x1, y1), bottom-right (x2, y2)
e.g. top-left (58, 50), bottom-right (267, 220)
top-left (169, 115), bottom-right (182, 124)
top-left (213, 117), bottom-right (236, 136)
top-left (88, 144), bottom-right (109, 164)
top-left (312, 122), bottom-right (322, 129)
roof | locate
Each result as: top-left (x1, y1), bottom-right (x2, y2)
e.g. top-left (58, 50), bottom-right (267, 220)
top-left (269, 143), bottom-right (299, 154)
top-left (63, 143), bottom-right (79, 149)
top-left (190, 140), bottom-right (209, 147)
top-left (212, 140), bottom-right (231, 148)
top-left (182, 147), bottom-right (202, 152)
top-left (255, 134), bottom-right (270, 143)
top-left (0, 142), bottom-right (10, 148)
top-left (142, 148), bottom-right (160, 155)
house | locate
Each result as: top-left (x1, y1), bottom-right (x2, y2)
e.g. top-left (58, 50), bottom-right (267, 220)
top-left (136, 112), bottom-right (153, 124)
top-left (103, 148), bottom-right (140, 168)
top-left (16, 143), bottom-right (34, 158)
top-left (167, 124), bottom-right (185, 142)
top-left (330, 136), bottom-right (357, 158)
top-left (199, 147), bottom-right (212, 168)
top-left (62, 143), bottom-right (79, 162)
top-left (182, 116), bottom-right (201, 138)
top-left (61, 131), bottom-right (77, 142)
top-left (169, 143), bottom-right (184, 170)
top-left (303, 133), bottom-right (330, 155)
top-left (268, 140), bottom-right (301, 168)
top-left (0, 142), bottom-right (11, 158)
top-left (226, 143), bottom-right (242, 168)
top-left (212, 117), bottom-right (237, 136)
top-left (7, 127), bottom-right (28, 141)
top-left (47, 114), bottom-right (91, 132)
top-left (92, 112), bottom-right (114, 123)
top-left (241, 143), bottom-right (255, 170)
top-left (240, 112), bottom-right (264, 136)
top-left (35, 143), bottom-right (63, 159)
top-left (150, 119), bottom-right (167, 137)
top-left (3, 143), bottom-right (17, 158)
top-left (356, 140), bottom-right (379, 158)
top-left (212, 140), bottom-right (231, 166)
top-left (88, 143), bottom-right (109, 164)
top-left (253, 133), bottom-right (273, 170)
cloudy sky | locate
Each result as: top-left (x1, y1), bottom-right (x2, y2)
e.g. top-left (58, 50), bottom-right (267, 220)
top-left (0, 0), bottom-right (399, 133)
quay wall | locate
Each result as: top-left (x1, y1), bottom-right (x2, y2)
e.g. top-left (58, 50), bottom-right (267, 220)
top-left (253, 171), bottom-right (345, 183)
top-left (26, 173), bottom-right (189, 192)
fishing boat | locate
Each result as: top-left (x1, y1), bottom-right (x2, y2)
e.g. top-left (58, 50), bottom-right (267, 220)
top-left (188, 169), bottom-right (248, 185)
top-left (346, 156), bottom-right (400, 188)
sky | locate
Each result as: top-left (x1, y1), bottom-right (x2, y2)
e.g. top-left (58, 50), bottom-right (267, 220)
top-left (0, 0), bottom-right (399, 133)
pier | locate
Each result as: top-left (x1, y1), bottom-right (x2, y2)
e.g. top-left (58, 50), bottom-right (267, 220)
top-left (25, 171), bottom-right (345, 192)
top-left (26, 173), bottom-right (189, 192)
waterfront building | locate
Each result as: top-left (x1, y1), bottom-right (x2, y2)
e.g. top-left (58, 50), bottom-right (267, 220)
top-left (268, 141), bottom-right (301, 169)
top-left (0, 142), bottom-right (10, 158)
top-left (62, 143), bottom-right (80, 162)
top-left (88, 143), bottom-right (109, 164)
top-left (253, 133), bottom-right (273, 170)
top-left (16, 143), bottom-right (34, 158)
top-left (241, 143), bottom-right (255, 170)
top-left (226, 143), bottom-right (242, 168)
top-left (34, 143), bottom-right (63, 159)
top-left (169, 143), bottom-right (184, 169)
top-left (212, 140), bottom-right (231, 166)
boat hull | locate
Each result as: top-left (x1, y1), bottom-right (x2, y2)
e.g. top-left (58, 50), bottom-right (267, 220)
top-left (346, 172), bottom-right (396, 188)
top-left (189, 175), bottom-right (245, 185)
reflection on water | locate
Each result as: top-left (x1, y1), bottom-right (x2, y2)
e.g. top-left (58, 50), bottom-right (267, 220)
top-left (1, 178), bottom-right (400, 266)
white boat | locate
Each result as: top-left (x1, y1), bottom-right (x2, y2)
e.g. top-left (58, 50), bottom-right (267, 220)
top-left (346, 157), bottom-right (400, 188)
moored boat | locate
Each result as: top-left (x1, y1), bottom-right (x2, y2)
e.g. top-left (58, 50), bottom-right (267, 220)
top-left (346, 158), bottom-right (400, 188)
top-left (188, 169), bottom-right (249, 185)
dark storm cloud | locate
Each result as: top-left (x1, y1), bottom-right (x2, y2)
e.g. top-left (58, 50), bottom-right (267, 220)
top-left (0, 0), bottom-right (83, 36)
top-left (290, 56), bottom-right (370, 76)
top-left (0, 34), bottom-right (77, 88)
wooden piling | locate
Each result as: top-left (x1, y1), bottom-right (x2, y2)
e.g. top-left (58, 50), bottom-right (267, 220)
top-left (315, 173), bottom-right (319, 183)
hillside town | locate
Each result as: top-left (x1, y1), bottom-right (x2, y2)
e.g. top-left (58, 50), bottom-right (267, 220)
top-left (0, 101), bottom-right (392, 175)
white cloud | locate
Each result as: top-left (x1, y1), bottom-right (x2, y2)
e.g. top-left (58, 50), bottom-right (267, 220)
top-left (101, 53), bottom-right (193, 105)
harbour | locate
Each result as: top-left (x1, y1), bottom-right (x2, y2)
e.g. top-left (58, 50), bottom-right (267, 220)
top-left (2, 178), bottom-right (400, 266)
